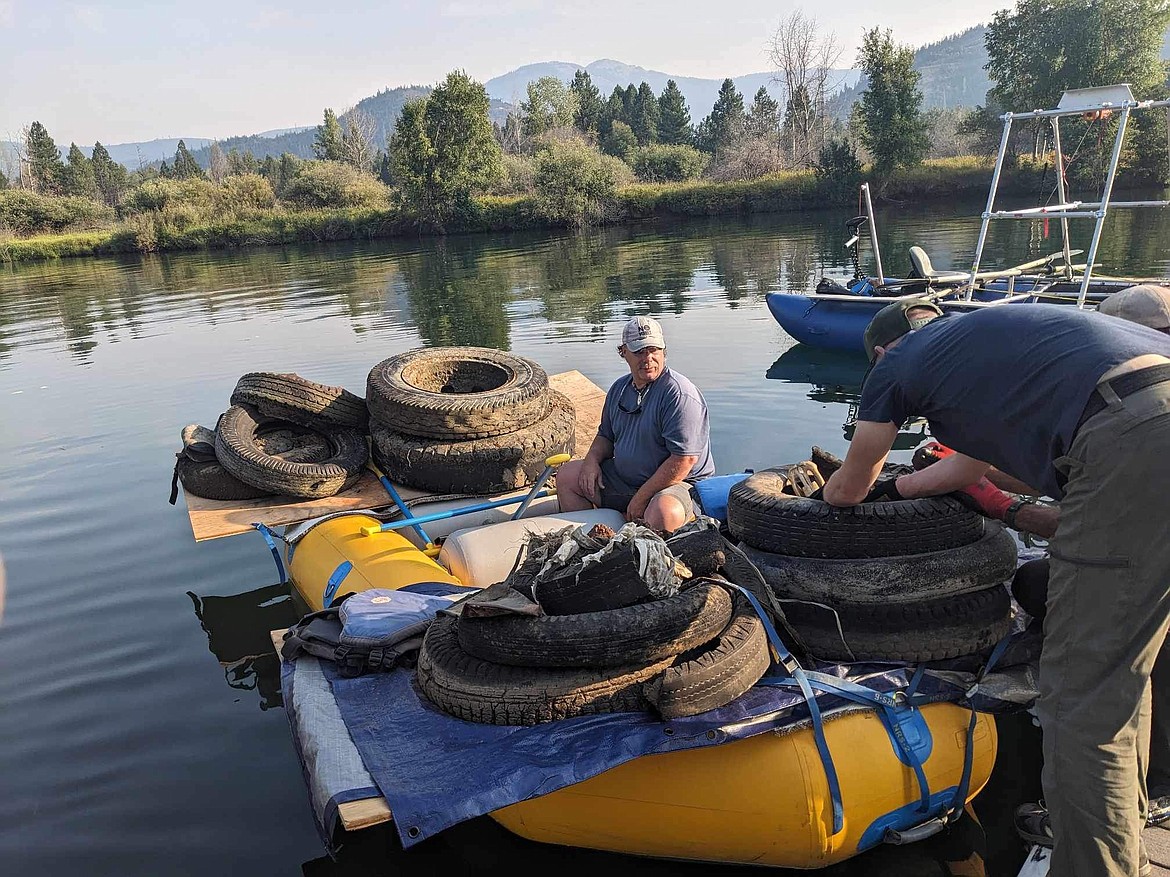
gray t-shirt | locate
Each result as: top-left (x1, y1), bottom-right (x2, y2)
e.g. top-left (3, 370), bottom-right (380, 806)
top-left (858, 304), bottom-right (1170, 498)
top-left (597, 367), bottom-right (715, 488)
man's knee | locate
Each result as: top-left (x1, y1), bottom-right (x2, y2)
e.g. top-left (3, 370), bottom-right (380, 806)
top-left (645, 493), bottom-right (687, 533)
top-left (555, 460), bottom-right (592, 511)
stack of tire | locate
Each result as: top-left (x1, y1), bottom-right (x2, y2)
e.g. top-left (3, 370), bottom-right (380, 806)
top-left (416, 528), bottom-right (775, 725)
top-left (726, 468), bottom-right (1018, 663)
top-left (174, 372), bottom-right (370, 502)
top-left (365, 347), bottom-right (576, 495)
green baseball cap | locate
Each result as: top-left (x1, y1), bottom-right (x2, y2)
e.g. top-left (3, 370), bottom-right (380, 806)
top-left (863, 298), bottom-right (944, 362)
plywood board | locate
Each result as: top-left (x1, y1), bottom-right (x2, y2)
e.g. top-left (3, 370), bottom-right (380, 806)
top-left (186, 370), bottom-right (604, 541)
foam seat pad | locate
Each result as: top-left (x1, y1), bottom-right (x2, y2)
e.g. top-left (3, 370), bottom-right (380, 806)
top-left (439, 509), bottom-right (628, 588)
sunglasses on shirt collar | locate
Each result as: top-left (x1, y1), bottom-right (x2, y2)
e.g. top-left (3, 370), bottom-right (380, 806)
top-left (617, 380), bottom-right (651, 414)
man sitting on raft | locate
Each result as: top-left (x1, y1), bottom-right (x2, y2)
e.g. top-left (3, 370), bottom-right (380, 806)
top-left (556, 315), bottom-right (715, 534)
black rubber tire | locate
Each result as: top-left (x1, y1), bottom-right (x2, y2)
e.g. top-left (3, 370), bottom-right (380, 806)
top-left (367, 347), bottom-right (550, 439)
top-left (666, 528), bottom-right (726, 577)
top-left (416, 615), bottom-right (672, 726)
top-left (740, 524), bottom-right (1019, 605)
top-left (727, 468), bottom-right (985, 558)
top-left (532, 544), bottom-right (653, 616)
top-left (176, 455), bottom-right (273, 501)
top-left (457, 580), bottom-right (733, 668)
top-left (231, 372), bottom-right (369, 431)
top-left (215, 404), bottom-right (368, 499)
top-left (643, 591), bottom-right (772, 719)
top-left (779, 585), bottom-right (1012, 663)
top-left (370, 390), bottom-right (575, 495)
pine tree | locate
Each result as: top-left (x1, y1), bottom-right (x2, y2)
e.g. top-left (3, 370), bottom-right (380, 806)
top-left (24, 121), bottom-right (64, 194)
top-left (569, 70), bottom-right (603, 134)
top-left (91, 142), bottom-right (128, 206)
top-left (313, 108), bottom-right (345, 161)
top-left (600, 87), bottom-right (627, 137)
top-left (746, 87), bottom-right (781, 137)
top-left (657, 80), bottom-right (693, 145)
top-left (227, 149), bottom-right (258, 176)
top-left (278, 153), bottom-right (303, 197)
top-left (0, 170), bottom-right (8, 190)
top-left (158, 160), bottom-right (172, 178)
top-left (172, 140), bottom-right (205, 179)
top-left (696, 80), bottom-right (745, 153)
top-left (629, 82), bottom-right (660, 145)
top-left (62, 143), bottom-right (98, 198)
top-left (622, 84), bottom-right (638, 120)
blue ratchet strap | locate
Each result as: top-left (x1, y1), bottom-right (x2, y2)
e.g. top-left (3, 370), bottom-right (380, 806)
top-left (725, 584), bottom-right (845, 835)
top-left (252, 523), bottom-right (287, 584)
top-left (797, 670), bottom-right (933, 815)
top-left (946, 632), bottom-right (1014, 821)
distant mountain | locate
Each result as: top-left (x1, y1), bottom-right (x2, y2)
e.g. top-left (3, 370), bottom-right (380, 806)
top-left (77, 138), bottom-right (214, 169)
top-left (485, 58), bottom-right (861, 119)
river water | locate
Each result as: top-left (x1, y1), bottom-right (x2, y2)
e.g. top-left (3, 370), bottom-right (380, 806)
top-left (1, 198), bottom-right (1168, 877)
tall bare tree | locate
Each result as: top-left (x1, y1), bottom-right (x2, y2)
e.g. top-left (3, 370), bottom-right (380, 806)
top-left (208, 142), bottom-right (229, 183)
top-left (767, 11), bottom-right (842, 168)
top-left (340, 108), bottom-right (378, 172)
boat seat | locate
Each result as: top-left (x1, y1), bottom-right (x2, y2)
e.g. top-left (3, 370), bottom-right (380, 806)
top-left (438, 509), bottom-right (627, 588)
top-left (908, 246), bottom-right (970, 284)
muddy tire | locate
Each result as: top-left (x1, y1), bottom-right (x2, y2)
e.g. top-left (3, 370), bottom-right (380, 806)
top-left (740, 524), bottom-right (1019, 605)
top-left (367, 347), bottom-right (550, 439)
top-left (667, 527), bottom-right (726, 577)
top-left (532, 544), bottom-right (653, 616)
top-left (457, 580), bottom-right (732, 668)
top-left (370, 390), bottom-right (574, 495)
top-left (215, 404), bottom-right (368, 499)
top-left (643, 590), bottom-right (771, 719)
top-left (416, 615), bottom-right (672, 725)
top-left (231, 372), bottom-right (368, 431)
top-left (175, 455), bottom-right (273, 501)
top-left (777, 585), bottom-right (1012, 663)
top-left (727, 468), bottom-right (984, 558)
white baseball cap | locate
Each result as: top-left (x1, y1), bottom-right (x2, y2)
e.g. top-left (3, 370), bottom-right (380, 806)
top-left (621, 315), bottom-right (665, 352)
top-left (1098, 284), bottom-right (1170, 330)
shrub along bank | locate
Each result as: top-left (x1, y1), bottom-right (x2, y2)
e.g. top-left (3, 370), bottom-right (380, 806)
top-left (0, 158), bottom-right (1054, 263)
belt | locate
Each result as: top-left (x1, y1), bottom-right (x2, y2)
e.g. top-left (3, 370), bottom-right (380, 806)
top-left (1075, 362), bottom-right (1170, 434)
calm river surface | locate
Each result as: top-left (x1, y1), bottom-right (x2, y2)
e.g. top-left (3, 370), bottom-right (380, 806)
top-left (2, 198), bottom-right (1168, 877)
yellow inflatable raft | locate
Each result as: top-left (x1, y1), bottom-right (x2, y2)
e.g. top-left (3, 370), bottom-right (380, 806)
top-left (286, 510), bottom-right (998, 870)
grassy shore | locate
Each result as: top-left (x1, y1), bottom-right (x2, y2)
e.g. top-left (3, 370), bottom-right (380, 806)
top-left (0, 157), bottom-right (1055, 264)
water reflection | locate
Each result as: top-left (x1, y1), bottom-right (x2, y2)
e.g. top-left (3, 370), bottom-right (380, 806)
top-left (766, 345), bottom-right (930, 450)
top-left (187, 583), bottom-right (298, 711)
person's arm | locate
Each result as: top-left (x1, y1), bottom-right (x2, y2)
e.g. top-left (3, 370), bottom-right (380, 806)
top-left (986, 469), bottom-right (1044, 496)
top-left (577, 435), bottom-right (614, 504)
top-left (895, 452), bottom-right (992, 498)
top-left (626, 454), bottom-right (697, 522)
top-left (823, 421), bottom-right (899, 506)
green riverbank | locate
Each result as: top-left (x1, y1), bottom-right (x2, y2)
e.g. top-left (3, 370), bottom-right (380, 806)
top-left (0, 158), bottom-right (1060, 264)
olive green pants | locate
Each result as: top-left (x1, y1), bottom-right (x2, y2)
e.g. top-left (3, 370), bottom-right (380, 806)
top-left (1041, 380), bottom-right (1170, 876)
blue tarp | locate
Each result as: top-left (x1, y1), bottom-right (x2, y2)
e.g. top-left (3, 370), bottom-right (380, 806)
top-left (314, 658), bottom-right (965, 849)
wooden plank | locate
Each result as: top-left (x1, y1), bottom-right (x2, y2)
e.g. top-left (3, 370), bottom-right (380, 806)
top-left (272, 628), bottom-right (396, 830)
top-left (186, 370), bottom-right (604, 542)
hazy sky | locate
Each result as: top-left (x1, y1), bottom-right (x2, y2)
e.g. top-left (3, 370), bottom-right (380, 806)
top-left (0, 0), bottom-right (1009, 147)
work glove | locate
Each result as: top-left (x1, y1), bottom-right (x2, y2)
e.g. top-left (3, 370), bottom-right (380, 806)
top-left (912, 441), bottom-right (955, 471)
top-left (951, 477), bottom-right (1014, 521)
top-left (863, 477), bottom-right (905, 503)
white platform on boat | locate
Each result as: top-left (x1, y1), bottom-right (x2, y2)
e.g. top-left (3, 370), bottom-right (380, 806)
top-left (184, 370), bottom-right (606, 542)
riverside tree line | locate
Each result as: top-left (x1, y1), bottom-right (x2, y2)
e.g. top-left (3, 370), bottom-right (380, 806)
top-left (3, 0), bottom-right (1168, 246)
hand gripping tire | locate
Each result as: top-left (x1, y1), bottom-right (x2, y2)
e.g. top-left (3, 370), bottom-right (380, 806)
top-left (643, 589), bottom-right (772, 719)
top-left (231, 372), bottom-right (369, 431)
top-left (727, 468), bottom-right (985, 558)
top-left (370, 390), bottom-right (575, 495)
top-left (214, 404), bottom-right (368, 499)
top-left (367, 347), bottom-right (550, 440)
top-left (456, 580), bottom-right (733, 668)
top-left (740, 524), bottom-right (1019, 605)
top-left (416, 615), bottom-right (673, 726)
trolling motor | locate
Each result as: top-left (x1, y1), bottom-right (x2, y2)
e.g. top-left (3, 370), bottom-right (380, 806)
top-left (844, 215), bottom-right (868, 282)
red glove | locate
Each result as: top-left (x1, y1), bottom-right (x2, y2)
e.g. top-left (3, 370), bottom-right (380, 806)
top-left (912, 441), bottom-right (955, 471)
top-left (953, 477), bottom-right (1013, 520)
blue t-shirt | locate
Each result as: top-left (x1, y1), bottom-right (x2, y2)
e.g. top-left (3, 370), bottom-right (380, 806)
top-left (597, 367), bottom-right (716, 487)
top-left (857, 304), bottom-right (1170, 498)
